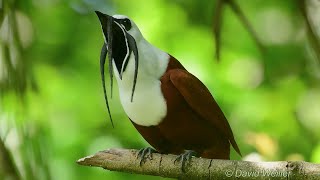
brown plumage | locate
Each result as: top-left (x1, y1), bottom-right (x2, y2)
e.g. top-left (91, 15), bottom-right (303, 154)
top-left (131, 55), bottom-right (241, 159)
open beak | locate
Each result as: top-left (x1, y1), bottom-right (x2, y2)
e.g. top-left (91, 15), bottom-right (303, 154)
top-left (95, 11), bottom-right (113, 43)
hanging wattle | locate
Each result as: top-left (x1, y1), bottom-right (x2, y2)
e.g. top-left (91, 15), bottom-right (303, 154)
top-left (96, 12), bottom-right (139, 127)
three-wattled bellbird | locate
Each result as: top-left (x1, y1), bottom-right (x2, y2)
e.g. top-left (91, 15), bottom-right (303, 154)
top-left (95, 11), bottom-right (241, 170)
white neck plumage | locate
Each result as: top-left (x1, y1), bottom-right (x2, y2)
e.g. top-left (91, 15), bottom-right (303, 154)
top-left (113, 38), bottom-right (169, 90)
top-left (113, 38), bottom-right (170, 126)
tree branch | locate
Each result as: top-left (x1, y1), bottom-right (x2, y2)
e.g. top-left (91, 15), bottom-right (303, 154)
top-left (77, 148), bottom-right (320, 179)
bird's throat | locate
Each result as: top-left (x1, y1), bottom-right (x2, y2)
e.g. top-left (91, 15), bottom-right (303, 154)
top-left (114, 41), bottom-right (170, 126)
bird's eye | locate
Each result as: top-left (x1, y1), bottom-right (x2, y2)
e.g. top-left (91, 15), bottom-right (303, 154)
top-left (121, 18), bottom-right (132, 31)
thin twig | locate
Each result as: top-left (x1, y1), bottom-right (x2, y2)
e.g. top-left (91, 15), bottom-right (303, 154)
top-left (212, 0), bottom-right (265, 61)
top-left (0, 139), bottom-right (20, 180)
top-left (212, 0), bottom-right (224, 61)
top-left (299, 0), bottom-right (320, 65)
top-left (226, 0), bottom-right (265, 52)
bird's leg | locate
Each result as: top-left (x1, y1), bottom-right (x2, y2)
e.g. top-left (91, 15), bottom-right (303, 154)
top-left (137, 147), bottom-right (157, 166)
top-left (174, 150), bottom-right (198, 172)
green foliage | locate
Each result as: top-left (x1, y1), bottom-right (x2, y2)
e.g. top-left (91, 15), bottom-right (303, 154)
top-left (0, 0), bottom-right (319, 179)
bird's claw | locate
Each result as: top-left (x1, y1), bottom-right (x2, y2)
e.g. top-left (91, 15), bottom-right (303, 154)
top-left (137, 147), bottom-right (157, 166)
top-left (174, 150), bottom-right (198, 172)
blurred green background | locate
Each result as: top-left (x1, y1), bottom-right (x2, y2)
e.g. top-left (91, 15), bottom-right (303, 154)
top-left (1, 0), bottom-right (320, 179)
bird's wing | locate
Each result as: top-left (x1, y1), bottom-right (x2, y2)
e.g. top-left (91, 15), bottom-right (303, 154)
top-left (168, 69), bottom-right (241, 156)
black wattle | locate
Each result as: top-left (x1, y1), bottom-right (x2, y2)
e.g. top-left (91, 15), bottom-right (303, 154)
top-left (107, 15), bottom-right (114, 96)
top-left (126, 33), bottom-right (139, 102)
top-left (100, 43), bottom-right (114, 127)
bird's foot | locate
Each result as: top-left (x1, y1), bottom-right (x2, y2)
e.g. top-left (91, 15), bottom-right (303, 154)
top-left (137, 147), bottom-right (157, 166)
top-left (174, 150), bottom-right (198, 172)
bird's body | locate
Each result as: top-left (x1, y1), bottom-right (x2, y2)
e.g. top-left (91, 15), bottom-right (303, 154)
top-left (95, 12), bottom-right (241, 160)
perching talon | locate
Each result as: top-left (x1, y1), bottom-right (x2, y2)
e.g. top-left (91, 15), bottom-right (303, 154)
top-left (137, 147), bottom-right (157, 166)
top-left (174, 150), bottom-right (198, 172)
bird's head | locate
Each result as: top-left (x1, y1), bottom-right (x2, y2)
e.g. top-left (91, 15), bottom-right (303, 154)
top-left (95, 11), bottom-right (141, 79)
top-left (95, 11), bottom-right (141, 126)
